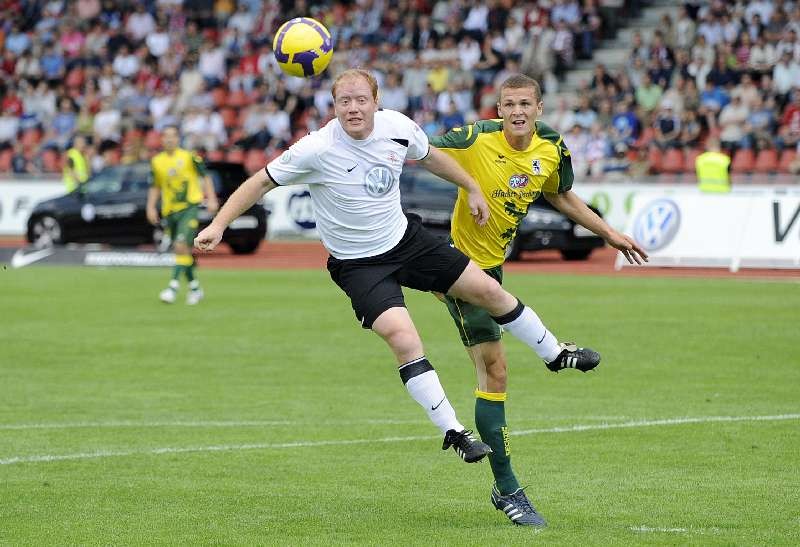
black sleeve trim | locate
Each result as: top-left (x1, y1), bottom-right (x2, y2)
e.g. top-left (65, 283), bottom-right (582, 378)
top-left (417, 144), bottom-right (431, 161)
top-left (391, 138), bottom-right (409, 147)
top-left (265, 166), bottom-right (281, 186)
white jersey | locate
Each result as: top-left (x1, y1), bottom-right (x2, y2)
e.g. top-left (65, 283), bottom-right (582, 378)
top-left (267, 109), bottom-right (430, 259)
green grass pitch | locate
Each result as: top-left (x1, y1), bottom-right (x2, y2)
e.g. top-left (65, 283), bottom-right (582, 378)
top-left (1, 266), bottom-right (798, 545)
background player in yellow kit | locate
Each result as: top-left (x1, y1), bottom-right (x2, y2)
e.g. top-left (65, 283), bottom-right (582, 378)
top-left (431, 74), bottom-right (647, 527)
top-left (146, 125), bottom-right (219, 305)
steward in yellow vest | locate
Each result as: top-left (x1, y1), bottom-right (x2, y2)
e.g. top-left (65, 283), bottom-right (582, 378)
top-left (696, 137), bottom-right (731, 193)
top-left (63, 135), bottom-right (90, 192)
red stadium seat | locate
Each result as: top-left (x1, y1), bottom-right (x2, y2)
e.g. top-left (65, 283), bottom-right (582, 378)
top-left (206, 149), bottom-right (225, 162)
top-left (779, 148), bottom-right (798, 173)
top-left (225, 148), bottom-right (245, 163)
top-left (731, 149), bottom-right (755, 173)
top-left (646, 146), bottom-right (662, 173)
top-left (227, 90), bottom-right (250, 108)
top-left (660, 148), bottom-right (684, 174)
top-left (634, 127), bottom-right (655, 149)
top-left (753, 149), bottom-right (778, 174)
top-left (0, 149), bottom-right (13, 172)
top-left (244, 149), bottom-right (268, 174)
top-left (144, 130), bottom-right (162, 150)
top-left (211, 87), bottom-right (228, 108)
top-left (683, 148), bottom-right (701, 173)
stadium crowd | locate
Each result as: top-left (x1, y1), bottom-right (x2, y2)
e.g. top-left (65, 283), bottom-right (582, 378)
top-left (0, 0), bottom-right (799, 178)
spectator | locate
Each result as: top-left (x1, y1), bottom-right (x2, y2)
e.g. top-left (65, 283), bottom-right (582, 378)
top-left (126, 4), bottom-right (156, 42)
top-left (112, 45), bottom-right (140, 79)
top-left (563, 123), bottom-right (591, 177)
top-left (573, 95), bottom-right (598, 129)
top-left (652, 102), bottom-right (682, 150)
top-left (635, 73), bottom-right (663, 119)
top-left (548, 96), bottom-right (577, 135)
top-left (50, 97), bottom-right (78, 150)
top-left (749, 34), bottom-right (778, 75)
top-left (743, 95), bottom-right (777, 150)
top-left (381, 72), bottom-right (409, 113)
top-left (552, 19), bottom-right (575, 80)
top-left (198, 41), bottom-right (226, 88)
top-left (718, 95), bottom-right (750, 153)
top-left (0, 106), bottom-right (21, 148)
top-left (773, 50), bottom-right (800, 99)
top-left (678, 108), bottom-right (702, 150)
top-left (440, 100), bottom-right (465, 132)
top-left (40, 45), bottom-right (66, 84)
top-left (610, 99), bottom-right (640, 147)
top-left (777, 91), bottom-right (800, 150)
top-left (675, 6), bottom-right (697, 50)
top-left (93, 97), bottom-right (122, 146)
top-left (263, 100), bottom-right (290, 145)
top-left (585, 123), bottom-right (610, 178)
top-left (11, 141), bottom-right (38, 174)
top-left (146, 23), bottom-right (171, 59)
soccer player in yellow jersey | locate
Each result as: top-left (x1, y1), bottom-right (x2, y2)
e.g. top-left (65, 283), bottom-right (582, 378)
top-left (431, 74), bottom-right (648, 526)
top-left (146, 125), bottom-right (219, 305)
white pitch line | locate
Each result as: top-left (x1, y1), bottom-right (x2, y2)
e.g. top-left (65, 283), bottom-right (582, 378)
top-left (630, 526), bottom-right (688, 533)
top-left (0, 418), bottom-right (425, 430)
top-left (0, 415), bottom-right (634, 431)
top-left (512, 413), bottom-right (800, 436)
top-left (1, 413), bottom-right (798, 466)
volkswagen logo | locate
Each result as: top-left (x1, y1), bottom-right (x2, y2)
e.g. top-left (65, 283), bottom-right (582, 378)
top-left (633, 199), bottom-right (681, 251)
top-left (364, 165), bottom-right (395, 197)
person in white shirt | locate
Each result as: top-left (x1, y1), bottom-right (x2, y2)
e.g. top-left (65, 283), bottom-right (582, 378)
top-left (195, 69), bottom-right (595, 468)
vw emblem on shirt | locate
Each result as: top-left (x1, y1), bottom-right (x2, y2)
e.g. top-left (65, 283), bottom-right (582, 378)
top-left (633, 199), bottom-right (681, 251)
top-left (364, 165), bottom-right (395, 197)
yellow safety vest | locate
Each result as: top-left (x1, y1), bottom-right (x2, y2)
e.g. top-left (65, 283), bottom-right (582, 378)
top-left (696, 151), bottom-right (731, 193)
top-left (63, 148), bottom-right (89, 192)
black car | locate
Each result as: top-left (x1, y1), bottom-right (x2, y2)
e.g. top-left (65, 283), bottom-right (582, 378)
top-left (26, 161), bottom-right (267, 254)
top-left (399, 165), bottom-right (605, 261)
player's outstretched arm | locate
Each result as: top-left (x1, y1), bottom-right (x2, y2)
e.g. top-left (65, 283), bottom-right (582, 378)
top-left (544, 190), bottom-right (648, 265)
top-left (195, 168), bottom-right (277, 251)
top-left (419, 146), bottom-right (490, 225)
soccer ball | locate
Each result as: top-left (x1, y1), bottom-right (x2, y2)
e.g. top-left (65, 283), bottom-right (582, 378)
top-left (273, 17), bottom-right (333, 78)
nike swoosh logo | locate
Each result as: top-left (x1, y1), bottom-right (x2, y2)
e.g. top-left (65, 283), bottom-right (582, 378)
top-left (431, 397), bottom-right (446, 411)
top-left (537, 331), bottom-right (546, 344)
top-left (346, 164), bottom-right (357, 172)
top-left (11, 247), bottom-right (55, 269)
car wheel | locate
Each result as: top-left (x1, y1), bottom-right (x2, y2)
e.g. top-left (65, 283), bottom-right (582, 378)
top-left (504, 238), bottom-right (521, 261)
top-left (29, 215), bottom-right (63, 247)
top-left (228, 239), bottom-right (261, 255)
top-left (561, 249), bottom-right (592, 261)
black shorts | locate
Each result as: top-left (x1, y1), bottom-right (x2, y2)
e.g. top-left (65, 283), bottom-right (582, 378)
top-left (327, 214), bottom-right (470, 329)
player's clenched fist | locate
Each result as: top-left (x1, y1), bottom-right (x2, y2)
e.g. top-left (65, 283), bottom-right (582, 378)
top-left (194, 225), bottom-right (223, 251)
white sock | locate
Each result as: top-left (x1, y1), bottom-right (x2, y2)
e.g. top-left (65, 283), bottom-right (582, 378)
top-left (405, 369), bottom-right (464, 434)
top-left (189, 280), bottom-right (200, 290)
top-left (500, 306), bottom-right (561, 362)
top-left (167, 280), bottom-right (179, 291)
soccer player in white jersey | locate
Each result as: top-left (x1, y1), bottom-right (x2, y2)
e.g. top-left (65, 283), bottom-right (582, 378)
top-left (195, 69), bottom-right (597, 465)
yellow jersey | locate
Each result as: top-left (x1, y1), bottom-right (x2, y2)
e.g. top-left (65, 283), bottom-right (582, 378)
top-left (150, 148), bottom-right (207, 216)
top-left (431, 120), bottom-right (573, 269)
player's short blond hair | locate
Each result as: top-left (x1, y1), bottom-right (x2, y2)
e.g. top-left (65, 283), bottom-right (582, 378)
top-left (499, 74), bottom-right (542, 103)
top-left (331, 68), bottom-right (379, 101)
